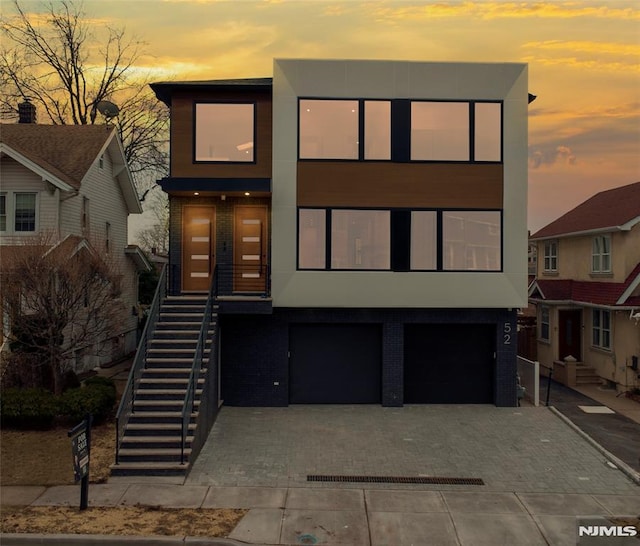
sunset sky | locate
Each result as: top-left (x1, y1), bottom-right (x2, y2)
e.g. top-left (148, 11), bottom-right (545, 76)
top-left (6, 0), bottom-right (640, 233)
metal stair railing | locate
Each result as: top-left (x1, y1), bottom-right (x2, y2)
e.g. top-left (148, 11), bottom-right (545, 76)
top-left (180, 265), bottom-right (218, 465)
top-left (114, 264), bottom-right (167, 465)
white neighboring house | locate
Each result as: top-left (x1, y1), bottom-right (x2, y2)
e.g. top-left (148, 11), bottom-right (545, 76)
top-left (0, 122), bottom-right (150, 370)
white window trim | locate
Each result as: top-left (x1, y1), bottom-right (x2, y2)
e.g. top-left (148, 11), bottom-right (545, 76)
top-left (543, 240), bottom-right (558, 272)
top-left (1, 191), bottom-right (39, 234)
top-left (539, 305), bottom-right (551, 342)
top-left (591, 235), bottom-right (611, 273)
top-left (592, 309), bottom-right (611, 350)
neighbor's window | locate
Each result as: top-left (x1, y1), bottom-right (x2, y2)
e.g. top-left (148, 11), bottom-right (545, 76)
top-left (14, 193), bottom-right (36, 232)
top-left (592, 309), bottom-right (611, 349)
top-left (474, 102), bottom-right (502, 161)
top-left (299, 100), bottom-right (359, 159)
top-left (195, 103), bottom-right (255, 162)
top-left (331, 210), bottom-right (390, 269)
top-left (543, 240), bottom-right (558, 272)
top-left (411, 102), bottom-right (469, 161)
top-left (442, 211), bottom-right (501, 270)
top-left (105, 222), bottom-right (111, 253)
top-left (82, 196), bottom-right (90, 235)
top-left (364, 100), bottom-right (391, 160)
top-left (0, 194), bottom-right (6, 231)
top-left (298, 209), bottom-right (326, 269)
top-left (592, 235), bottom-right (611, 273)
top-left (540, 306), bottom-right (550, 341)
top-left (410, 211), bottom-right (437, 270)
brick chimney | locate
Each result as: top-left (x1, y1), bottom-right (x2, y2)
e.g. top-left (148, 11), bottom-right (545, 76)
top-left (18, 99), bottom-right (37, 124)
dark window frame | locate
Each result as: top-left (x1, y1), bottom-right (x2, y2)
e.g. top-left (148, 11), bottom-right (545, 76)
top-left (297, 97), bottom-right (503, 164)
top-left (296, 206), bottom-right (503, 272)
top-left (192, 100), bottom-right (258, 165)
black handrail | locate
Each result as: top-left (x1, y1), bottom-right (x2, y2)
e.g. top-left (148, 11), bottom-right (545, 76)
top-left (180, 265), bottom-right (218, 464)
top-left (114, 265), bottom-right (167, 465)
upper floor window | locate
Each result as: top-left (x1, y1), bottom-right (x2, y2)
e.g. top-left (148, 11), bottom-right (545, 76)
top-left (592, 235), bottom-right (611, 273)
top-left (299, 98), bottom-right (501, 163)
top-left (195, 103), bottom-right (255, 162)
top-left (442, 211), bottom-right (501, 271)
top-left (14, 193), bottom-right (36, 232)
top-left (411, 102), bottom-right (469, 161)
top-left (592, 309), bottom-right (611, 350)
top-left (0, 194), bottom-right (6, 231)
top-left (543, 240), bottom-right (558, 272)
top-left (99, 155), bottom-right (104, 169)
top-left (82, 196), bottom-right (90, 235)
top-left (331, 209), bottom-right (390, 270)
top-left (105, 222), bottom-right (111, 253)
top-left (297, 207), bottom-right (502, 272)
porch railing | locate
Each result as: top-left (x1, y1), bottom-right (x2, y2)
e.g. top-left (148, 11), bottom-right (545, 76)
top-left (214, 263), bottom-right (270, 297)
top-left (114, 264), bottom-right (167, 465)
top-left (180, 265), bottom-right (219, 465)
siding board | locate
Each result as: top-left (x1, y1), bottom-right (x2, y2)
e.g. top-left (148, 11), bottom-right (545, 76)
top-left (297, 162), bottom-right (503, 208)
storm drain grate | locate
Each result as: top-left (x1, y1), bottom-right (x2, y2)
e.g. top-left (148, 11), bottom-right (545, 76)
top-left (307, 475), bottom-right (484, 486)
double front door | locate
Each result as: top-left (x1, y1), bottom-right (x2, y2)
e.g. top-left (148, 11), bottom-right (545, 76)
top-left (182, 204), bottom-right (268, 293)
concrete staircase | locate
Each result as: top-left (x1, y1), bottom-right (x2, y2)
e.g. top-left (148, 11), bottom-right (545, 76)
top-left (111, 295), bottom-right (215, 476)
top-left (575, 364), bottom-right (601, 386)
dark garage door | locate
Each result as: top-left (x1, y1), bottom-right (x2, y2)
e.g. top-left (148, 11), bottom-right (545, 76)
top-left (404, 324), bottom-right (495, 404)
top-left (289, 324), bottom-right (381, 404)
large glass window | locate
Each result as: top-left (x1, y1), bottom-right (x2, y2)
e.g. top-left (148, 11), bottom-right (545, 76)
top-left (474, 102), bottom-right (502, 161)
top-left (0, 194), bottom-right (6, 231)
top-left (442, 211), bottom-right (501, 270)
top-left (298, 209), bottom-right (326, 269)
top-left (410, 211), bottom-right (437, 270)
top-left (544, 241), bottom-right (558, 272)
top-left (195, 103), bottom-right (254, 162)
top-left (411, 102), bottom-right (469, 161)
top-left (364, 101), bottom-right (391, 160)
top-left (14, 193), bottom-right (36, 232)
top-left (592, 235), bottom-right (611, 273)
top-left (592, 309), bottom-right (611, 349)
top-left (331, 210), bottom-right (390, 269)
top-left (300, 100), bottom-right (359, 159)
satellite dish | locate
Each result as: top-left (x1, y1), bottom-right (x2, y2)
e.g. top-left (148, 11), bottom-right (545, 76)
top-left (96, 100), bottom-right (120, 120)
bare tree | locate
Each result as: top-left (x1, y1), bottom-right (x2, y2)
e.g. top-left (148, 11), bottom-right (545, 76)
top-left (135, 190), bottom-right (169, 255)
top-left (0, 0), bottom-right (168, 196)
top-left (1, 235), bottom-right (124, 394)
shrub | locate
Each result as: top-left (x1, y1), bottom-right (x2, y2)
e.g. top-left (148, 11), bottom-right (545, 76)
top-left (58, 384), bottom-right (116, 425)
top-left (83, 375), bottom-right (116, 392)
top-left (0, 388), bottom-right (57, 429)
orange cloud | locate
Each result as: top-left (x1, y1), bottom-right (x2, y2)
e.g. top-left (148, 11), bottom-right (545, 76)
top-left (370, 1), bottom-right (640, 22)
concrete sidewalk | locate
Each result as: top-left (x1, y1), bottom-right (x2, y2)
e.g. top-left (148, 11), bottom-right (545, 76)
top-left (3, 483), bottom-right (640, 545)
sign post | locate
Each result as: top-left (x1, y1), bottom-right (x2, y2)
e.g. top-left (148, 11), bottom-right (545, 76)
top-left (68, 414), bottom-right (92, 510)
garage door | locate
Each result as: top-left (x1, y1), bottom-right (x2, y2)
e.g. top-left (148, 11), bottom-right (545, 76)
top-left (289, 324), bottom-right (382, 404)
top-left (404, 324), bottom-right (495, 403)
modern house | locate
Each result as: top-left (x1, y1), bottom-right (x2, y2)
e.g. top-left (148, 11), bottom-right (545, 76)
top-left (529, 181), bottom-right (640, 390)
top-left (112, 59), bottom-right (529, 475)
top-left (0, 118), bottom-right (149, 369)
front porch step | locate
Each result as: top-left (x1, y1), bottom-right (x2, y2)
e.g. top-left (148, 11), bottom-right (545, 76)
top-left (110, 461), bottom-right (190, 477)
top-left (120, 435), bottom-right (194, 450)
top-left (135, 389), bottom-right (203, 401)
top-left (142, 367), bottom-right (208, 378)
top-left (575, 366), bottom-right (601, 385)
top-left (127, 411), bottom-right (198, 425)
top-left (138, 377), bottom-right (205, 388)
top-left (125, 423), bottom-right (196, 436)
top-left (133, 399), bottom-right (201, 412)
top-left (116, 447), bottom-right (192, 463)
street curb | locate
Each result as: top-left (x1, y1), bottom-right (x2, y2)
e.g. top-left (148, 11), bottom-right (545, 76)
top-left (0, 534), bottom-right (264, 546)
top-left (548, 406), bottom-right (640, 486)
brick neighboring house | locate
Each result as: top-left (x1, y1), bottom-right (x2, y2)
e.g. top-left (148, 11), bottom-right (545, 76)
top-left (529, 181), bottom-right (640, 391)
top-left (0, 120), bottom-right (150, 370)
top-left (150, 58), bottom-right (530, 407)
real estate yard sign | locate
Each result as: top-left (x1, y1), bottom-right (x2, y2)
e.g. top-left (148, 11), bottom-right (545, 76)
top-left (69, 414), bottom-right (92, 510)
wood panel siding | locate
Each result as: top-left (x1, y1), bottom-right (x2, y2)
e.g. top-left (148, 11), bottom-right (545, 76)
top-left (170, 90), bottom-right (272, 179)
top-left (297, 162), bottom-right (503, 209)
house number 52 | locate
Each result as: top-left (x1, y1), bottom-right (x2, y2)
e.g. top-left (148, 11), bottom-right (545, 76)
top-left (503, 322), bottom-right (512, 345)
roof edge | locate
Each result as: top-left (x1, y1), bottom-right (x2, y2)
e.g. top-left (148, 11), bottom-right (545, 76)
top-left (0, 143), bottom-right (75, 192)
